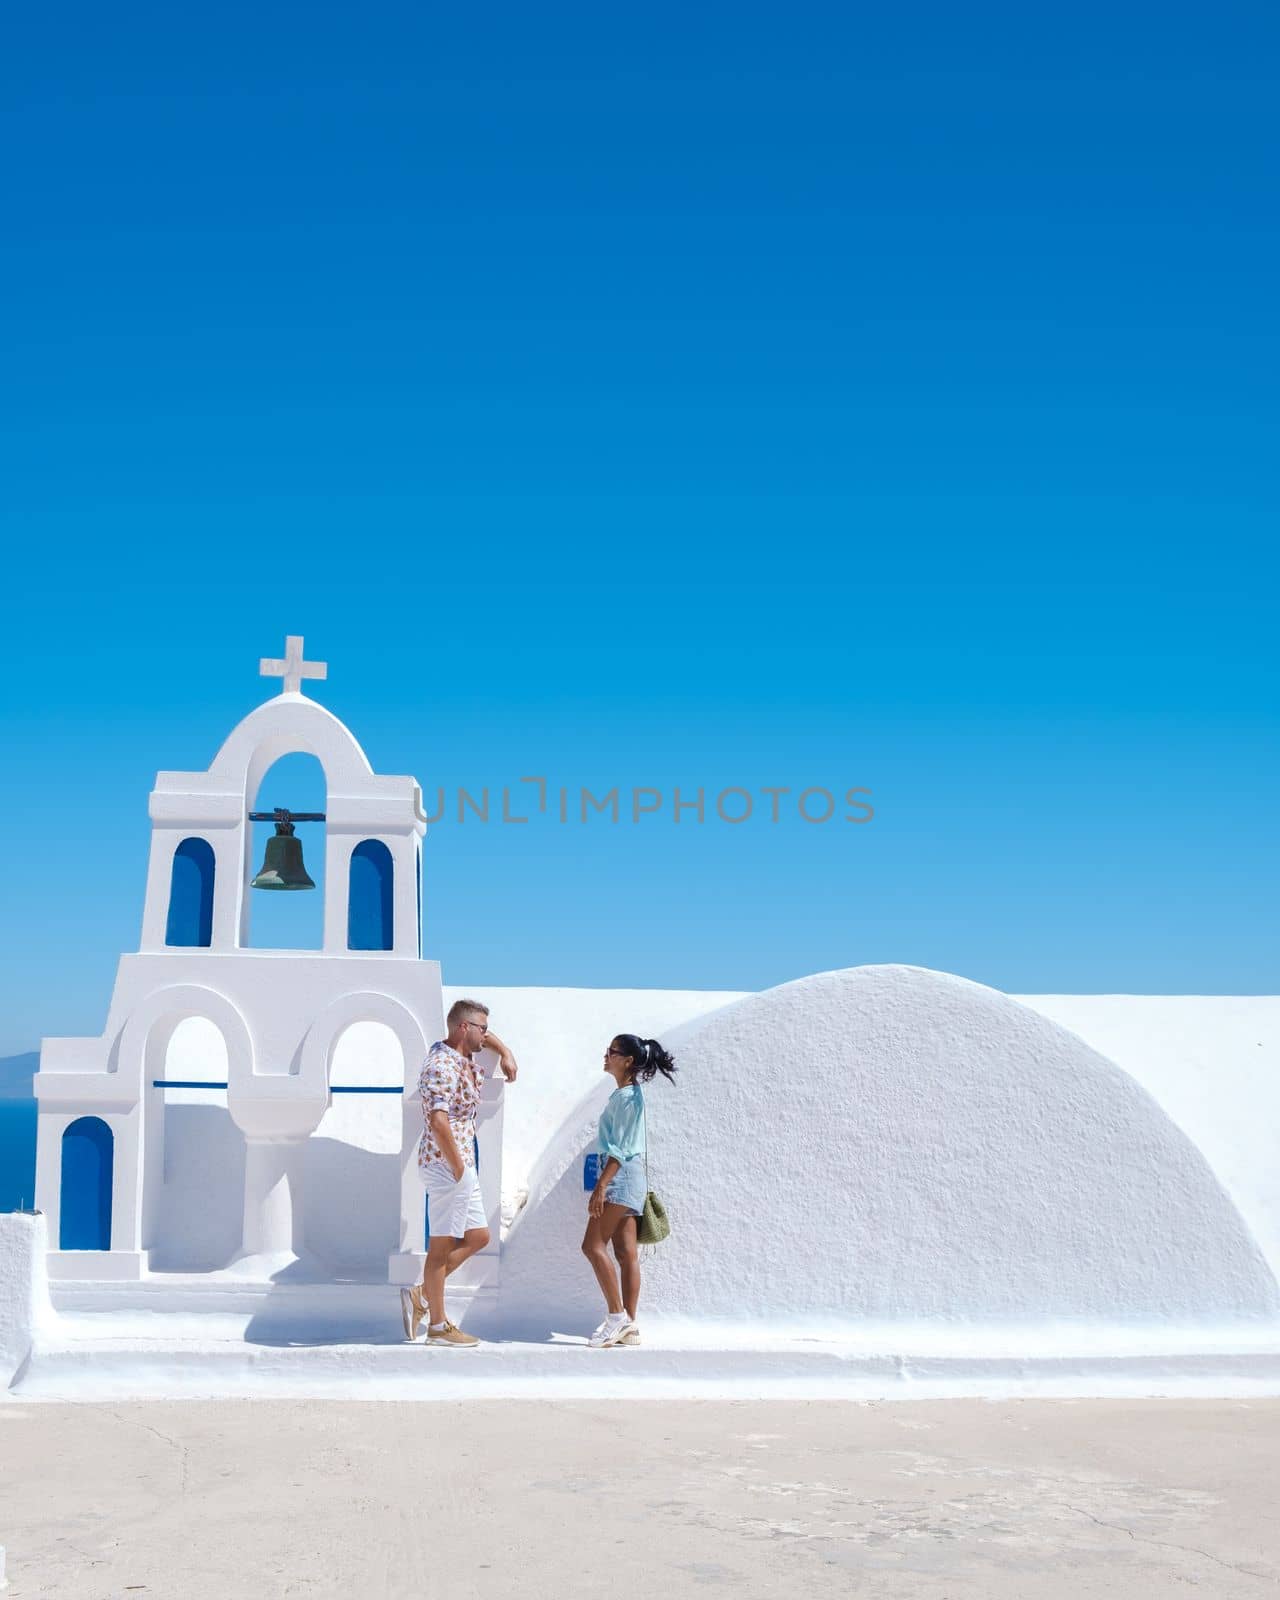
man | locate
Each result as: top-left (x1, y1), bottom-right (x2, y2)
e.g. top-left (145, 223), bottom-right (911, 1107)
top-left (400, 998), bottom-right (518, 1347)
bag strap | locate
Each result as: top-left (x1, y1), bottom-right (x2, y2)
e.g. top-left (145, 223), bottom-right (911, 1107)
top-left (641, 1086), bottom-right (650, 1189)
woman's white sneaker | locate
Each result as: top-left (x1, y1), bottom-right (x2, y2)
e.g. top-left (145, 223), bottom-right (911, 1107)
top-left (589, 1313), bottom-right (636, 1348)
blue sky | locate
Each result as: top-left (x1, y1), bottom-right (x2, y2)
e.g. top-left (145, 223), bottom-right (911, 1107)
top-left (1, 4), bottom-right (1277, 1052)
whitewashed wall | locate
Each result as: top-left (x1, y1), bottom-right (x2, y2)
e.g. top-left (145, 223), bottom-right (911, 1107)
top-left (0, 1213), bottom-right (53, 1386)
top-left (441, 984), bottom-right (746, 1208)
top-left (153, 970), bottom-right (1280, 1338)
top-left (153, 986), bottom-right (743, 1271)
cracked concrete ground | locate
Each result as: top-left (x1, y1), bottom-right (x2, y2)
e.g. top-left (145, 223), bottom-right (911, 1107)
top-left (2, 1399), bottom-right (1278, 1598)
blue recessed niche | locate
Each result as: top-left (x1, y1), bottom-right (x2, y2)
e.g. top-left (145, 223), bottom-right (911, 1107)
top-left (60, 1116), bottom-right (114, 1250)
top-left (165, 836), bottom-right (215, 947)
top-left (348, 839), bottom-right (394, 951)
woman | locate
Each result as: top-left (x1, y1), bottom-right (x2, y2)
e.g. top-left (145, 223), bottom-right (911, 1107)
top-left (581, 1033), bottom-right (677, 1348)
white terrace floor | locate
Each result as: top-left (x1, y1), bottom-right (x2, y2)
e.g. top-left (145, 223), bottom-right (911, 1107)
top-left (4, 1397), bottom-right (1280, 1598)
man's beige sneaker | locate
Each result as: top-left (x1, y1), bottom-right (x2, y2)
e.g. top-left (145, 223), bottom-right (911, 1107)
top-left (618, 1325), bottom-right (641, 1346)
top-left (426, 1321), bottom-right (481, 1348)
top-left (399, 1286), bottom-right (427, 1342)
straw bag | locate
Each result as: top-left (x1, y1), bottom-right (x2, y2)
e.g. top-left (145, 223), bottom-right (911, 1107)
top-left (635, 1093), bottom-right (670, 1246)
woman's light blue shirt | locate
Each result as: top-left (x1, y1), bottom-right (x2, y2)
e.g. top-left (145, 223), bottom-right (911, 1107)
top-left (597, 1083), bottom-right (645, 1164)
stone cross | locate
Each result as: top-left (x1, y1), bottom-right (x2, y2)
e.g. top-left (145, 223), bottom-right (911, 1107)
top-left (259, 636), bottom-right (328, 695)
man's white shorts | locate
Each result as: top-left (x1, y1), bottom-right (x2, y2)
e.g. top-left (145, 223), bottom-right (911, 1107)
top-left (422, 1163), bottom-right (487, 1239)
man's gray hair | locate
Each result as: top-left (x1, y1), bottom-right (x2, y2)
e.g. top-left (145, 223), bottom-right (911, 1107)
top-left (447, 997), bottom-right (490, 1027)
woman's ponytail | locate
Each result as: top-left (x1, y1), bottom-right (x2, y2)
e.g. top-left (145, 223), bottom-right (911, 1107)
top-left (616, 1034), bottom-right (676, 1084)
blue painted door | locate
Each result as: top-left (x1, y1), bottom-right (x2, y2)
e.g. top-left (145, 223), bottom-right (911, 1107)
top-left (60, 1116), bottom-right (113, 1249)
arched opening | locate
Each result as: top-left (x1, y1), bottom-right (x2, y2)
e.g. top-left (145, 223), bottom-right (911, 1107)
top-left (60, 1116), bottom-right (113, 1249)
top-left (149, 1016), bottom-right (244, 1272)
top-left (165, 837), bottom-right (215, 947)
top-left (348, 840), bottom-right (394, 951)
top-left (245, 752), bottom-right (327, 950)
top-left (305, 1020), bottom-right (403, 1276)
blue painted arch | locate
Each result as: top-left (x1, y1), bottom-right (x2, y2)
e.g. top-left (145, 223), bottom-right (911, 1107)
top-left (348, 839), bottom-right (394, 951)
top-left (60, 1116), bottom-right (114, 1250)
top-left (166, 836), bottom-right (215, 947)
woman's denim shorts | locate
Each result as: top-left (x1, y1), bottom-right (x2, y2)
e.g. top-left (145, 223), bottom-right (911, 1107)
top-left (604, 1157), bottom-right (647, 1218)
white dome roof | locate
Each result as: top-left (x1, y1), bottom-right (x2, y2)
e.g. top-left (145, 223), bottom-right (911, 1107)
top-left (483, 964), bottom-right (1279, 1337)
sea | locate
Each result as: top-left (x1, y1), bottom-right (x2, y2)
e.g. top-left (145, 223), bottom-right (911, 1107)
top-left (0, 1099), bottom-right (37, 1212)
top-left (0, 1052), bottom-right (38, 1211)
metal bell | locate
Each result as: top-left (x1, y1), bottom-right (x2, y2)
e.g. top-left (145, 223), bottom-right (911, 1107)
top-left (250, 822), bottom-right (316, 890)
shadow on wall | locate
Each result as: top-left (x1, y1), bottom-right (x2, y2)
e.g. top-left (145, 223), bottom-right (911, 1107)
top-left (151, 1106), bottom-right (246, 1271)
top-left (304, 1138), bottom-right (400, 1275)
top-left (470, 1149), bottom-right (603, 1342)
top-left (467, 1099), bottom-right (606, 1342)
top-left (153, 1115), bottom-right (401, 1278)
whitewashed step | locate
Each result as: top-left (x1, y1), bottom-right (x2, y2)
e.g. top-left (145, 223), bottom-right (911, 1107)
top-left (14, 1325), bottom-right (1280, 1402)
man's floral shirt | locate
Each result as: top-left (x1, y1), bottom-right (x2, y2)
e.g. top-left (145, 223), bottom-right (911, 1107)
top-left (417, 1040), bottom-right (482, 1177)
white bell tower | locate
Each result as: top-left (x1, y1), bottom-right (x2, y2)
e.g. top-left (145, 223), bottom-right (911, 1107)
top-left (33, 639), bottom-right (504, 1292)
